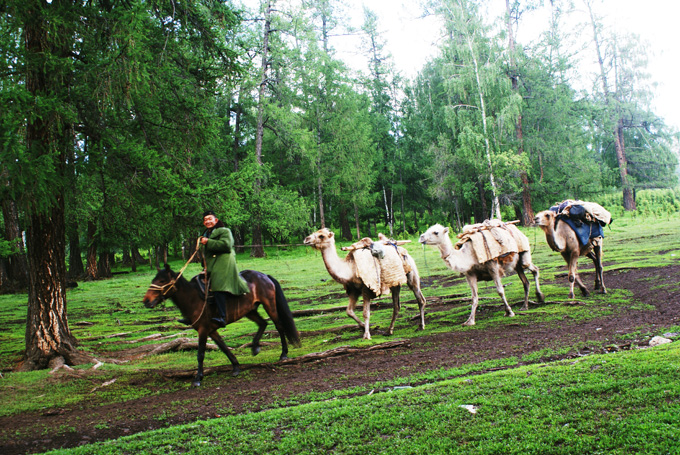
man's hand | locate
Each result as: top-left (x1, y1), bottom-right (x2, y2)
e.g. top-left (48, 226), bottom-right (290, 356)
top-left (200, 237), bottom-right (209, 245)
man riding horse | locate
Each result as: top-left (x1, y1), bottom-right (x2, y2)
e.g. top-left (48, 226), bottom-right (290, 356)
top-left (179, 210), bottom-right (249, 327)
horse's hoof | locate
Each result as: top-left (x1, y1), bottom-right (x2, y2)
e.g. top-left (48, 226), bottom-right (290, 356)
top-left (279, 355), bottom-right (289, 361)
top-left (581, 289), bottom-right (590, 297)
top-left (462, 321), bottom-right (475, 326)
top-left (231, 368), bottom-right (241, 377)
top-left (251, 346), bottom-right (260, 356)
top-left (192, 380), bottom-right (201, 387)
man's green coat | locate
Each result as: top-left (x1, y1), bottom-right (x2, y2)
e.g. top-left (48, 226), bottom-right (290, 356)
top-left (203, 227), bottom-right (249, 295)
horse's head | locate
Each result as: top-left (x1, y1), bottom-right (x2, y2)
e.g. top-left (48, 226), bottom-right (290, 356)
top-left (143, 264), bottom-right (178, 308)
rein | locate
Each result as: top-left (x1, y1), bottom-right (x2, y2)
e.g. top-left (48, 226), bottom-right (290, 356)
top-left (146, 237), bottom-right (202, 298)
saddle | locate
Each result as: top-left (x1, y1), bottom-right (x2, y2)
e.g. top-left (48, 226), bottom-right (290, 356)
top-left (190, 272), bottom-right (214, 304)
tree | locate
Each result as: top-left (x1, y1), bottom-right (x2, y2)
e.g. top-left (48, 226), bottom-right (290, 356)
top-left (585, 0), bottom-right (635, 210)
top-left (2, 0), bottom-right (242, 370)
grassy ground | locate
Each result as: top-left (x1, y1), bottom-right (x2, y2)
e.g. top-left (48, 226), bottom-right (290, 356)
top-left (44, 342), bottom-right (680, 455)
top-left (1, 211), bottom-right (680, 453)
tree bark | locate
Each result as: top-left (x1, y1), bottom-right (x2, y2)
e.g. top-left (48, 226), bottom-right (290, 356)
top-left (21, 1), bottom-right (89, 369)
top-left (22, 201), bottom-right (84, 370)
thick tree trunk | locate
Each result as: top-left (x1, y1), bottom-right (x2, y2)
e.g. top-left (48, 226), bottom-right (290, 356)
top-left (20, 1), bottom-right (91, 370)
top-left (23, 201), bottom-right (88, 370)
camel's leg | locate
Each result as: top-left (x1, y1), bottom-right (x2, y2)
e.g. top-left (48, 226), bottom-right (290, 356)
top-left (520, 251), bottom-right (544, 304)
top-left (209, 331), bottom-right (241, 377)
top-left (361, 295), bottom-right (372, 340)
top-left (406, 270), bottom-right (427, 330)
top-left (346, 291), bottom-right (366, 330)
top-left (386, 286), bottom-right (401, 336)
top-left (515, 266), bottom-right (531, 311)
top-left (564, 251), bottom-right (588, 298)
top-left (491, 265), bottom-right (515, 318)
top-left (244, 310), bottom-right (268, 357)
top-left (588, 242), bottom-right (606, 294)
top-left (528, 263), bottom-right (545, 304)
top-left (463, 274), bottom-right (479, 326)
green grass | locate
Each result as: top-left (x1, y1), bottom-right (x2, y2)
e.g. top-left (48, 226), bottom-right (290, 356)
top-left (44, 342), bottom-right (680, 455)
top-left (1, 208), bottom-right (680, 453)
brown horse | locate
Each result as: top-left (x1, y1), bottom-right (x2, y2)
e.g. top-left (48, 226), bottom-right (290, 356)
top-left (142, 264), bottom-right (301, 386)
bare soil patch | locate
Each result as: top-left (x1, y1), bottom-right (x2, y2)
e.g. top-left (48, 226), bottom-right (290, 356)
top-left (2, 265), bottom-right (679, 455)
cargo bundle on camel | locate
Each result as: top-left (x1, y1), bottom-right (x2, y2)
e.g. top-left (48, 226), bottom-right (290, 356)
top-left (303, 229), bottom-right (427, 340)
top-left (420, 220), bottom-right (544, 326)
top-left (534, 200), bottom-right (612, 298)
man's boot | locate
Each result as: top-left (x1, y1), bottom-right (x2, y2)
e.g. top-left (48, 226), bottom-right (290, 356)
top-left (211, 292), bottom-right (227, 327)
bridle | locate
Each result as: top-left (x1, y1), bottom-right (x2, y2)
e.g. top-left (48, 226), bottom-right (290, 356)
top-left (145, 237), bottom-right (202, 303)
top-left (144, 237), bottom-right (211, 328)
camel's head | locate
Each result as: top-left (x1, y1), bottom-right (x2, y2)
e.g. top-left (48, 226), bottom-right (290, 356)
top-left (303, 228), bottom-right (335, 250)
top-left (419, 224), bottom-right (449, 245)
top-left (533, 210), bottom-right (556, 228)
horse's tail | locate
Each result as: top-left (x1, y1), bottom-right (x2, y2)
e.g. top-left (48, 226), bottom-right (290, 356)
top-left (268, 275), bottom-right (301, 348)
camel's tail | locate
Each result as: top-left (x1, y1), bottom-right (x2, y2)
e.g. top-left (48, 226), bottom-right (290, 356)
top-left (268, 275), bottom-right (301, 348)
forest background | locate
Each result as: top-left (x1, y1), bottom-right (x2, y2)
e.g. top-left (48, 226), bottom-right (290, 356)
top-left (0, 0), bottom-right (678, 370)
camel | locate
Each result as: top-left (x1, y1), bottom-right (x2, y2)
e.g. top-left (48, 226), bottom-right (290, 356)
top-left (303, 228), bottom-right (427, 340)
top-left (533, 210), bottom-right (606, 298)
top-left (419, 223), bottom-right (544, 326)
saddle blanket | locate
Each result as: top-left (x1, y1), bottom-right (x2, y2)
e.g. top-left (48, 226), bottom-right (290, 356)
top-left (557, 215), bottom-right (604, 247)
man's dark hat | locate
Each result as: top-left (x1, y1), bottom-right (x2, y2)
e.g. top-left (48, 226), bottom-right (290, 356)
top-left (203, 210), bottom-right (217, 218)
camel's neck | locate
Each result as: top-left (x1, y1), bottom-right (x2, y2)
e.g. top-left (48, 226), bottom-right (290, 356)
top-left (320, 244), bottom-right (354, 284)
top-left (440, 237), bottom-right (475, 273)
top-left (542, 222), bottom-right (565, 252)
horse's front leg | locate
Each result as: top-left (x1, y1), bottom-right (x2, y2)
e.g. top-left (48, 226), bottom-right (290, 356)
top-left (193, 335), bottom-right (207, 387)
top-left (209, 331), bottom-right (241, 376)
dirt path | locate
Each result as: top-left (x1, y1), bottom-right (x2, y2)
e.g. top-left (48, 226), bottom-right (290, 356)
top-left (2, 265), bottom-right (679, 455)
